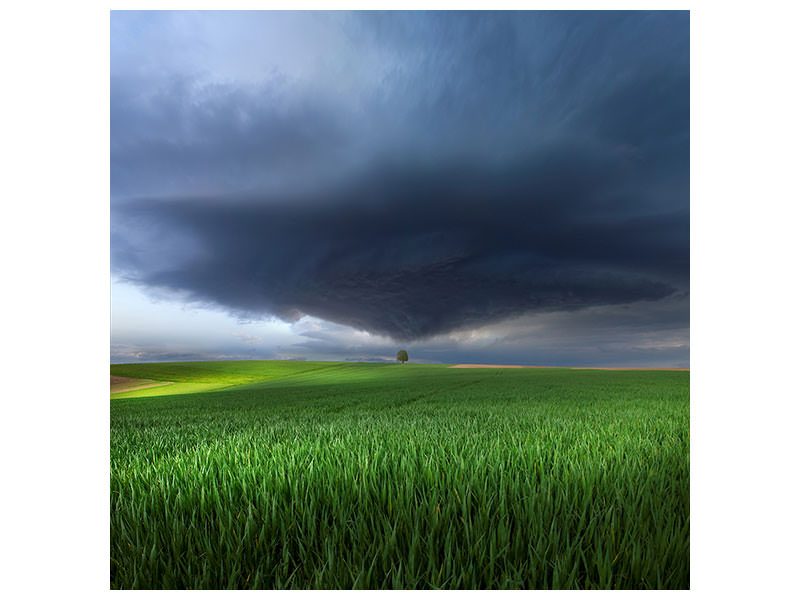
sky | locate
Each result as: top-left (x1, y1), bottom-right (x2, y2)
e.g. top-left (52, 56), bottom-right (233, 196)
top-left (110, 10), bottom-right (689, 367)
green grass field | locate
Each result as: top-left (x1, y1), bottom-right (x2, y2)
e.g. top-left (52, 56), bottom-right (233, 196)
top-left (110, 361), bottom-right (689, 590)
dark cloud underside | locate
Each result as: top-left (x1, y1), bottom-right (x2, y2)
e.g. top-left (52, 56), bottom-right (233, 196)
top-left (113, 147), bottom-right (687, 340)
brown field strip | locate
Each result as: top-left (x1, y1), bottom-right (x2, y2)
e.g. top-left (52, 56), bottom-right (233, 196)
top-left (111, 375), bottom-right (173, 394)
top-left (449, 364), bottom-right (689, 371)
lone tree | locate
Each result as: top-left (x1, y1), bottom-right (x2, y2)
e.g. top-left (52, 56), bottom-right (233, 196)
top-left (396, 350), bottom-right (408, 364)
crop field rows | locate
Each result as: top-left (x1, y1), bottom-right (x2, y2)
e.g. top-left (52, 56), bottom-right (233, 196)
top-left (110, 361), bottom-right (689, 589)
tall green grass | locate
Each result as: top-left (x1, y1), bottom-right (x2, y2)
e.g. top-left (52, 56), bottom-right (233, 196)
top-left (110, 362), bottom-right (689, 589)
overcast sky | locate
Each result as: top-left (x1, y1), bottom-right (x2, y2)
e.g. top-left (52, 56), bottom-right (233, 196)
top-left (110, 10), bottom-right (689, 367)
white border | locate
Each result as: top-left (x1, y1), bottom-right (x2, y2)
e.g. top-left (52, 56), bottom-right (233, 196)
top-left (5, 1), bottom-right (799, 597)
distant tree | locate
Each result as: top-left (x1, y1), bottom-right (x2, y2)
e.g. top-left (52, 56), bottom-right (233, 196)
top-left (396, 350), bottom-right (408, 364)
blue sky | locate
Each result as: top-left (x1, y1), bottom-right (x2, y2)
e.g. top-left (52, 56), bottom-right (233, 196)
top-left (111, 11), bottom-right (689, 366)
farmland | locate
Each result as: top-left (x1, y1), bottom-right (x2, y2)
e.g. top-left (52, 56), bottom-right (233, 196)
top-left (110, 361), bottom-right (689, 589)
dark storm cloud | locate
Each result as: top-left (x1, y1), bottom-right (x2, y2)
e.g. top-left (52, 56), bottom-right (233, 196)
top-left (113, 145), bottom-right (687, 340)
top-left (111, 11), bottom-right (688, 342)
top-left (110, 72), bottom-right (352, 198)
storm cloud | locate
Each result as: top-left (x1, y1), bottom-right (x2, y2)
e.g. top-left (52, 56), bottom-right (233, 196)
top-left (112, 11), bottom-right (688, 346)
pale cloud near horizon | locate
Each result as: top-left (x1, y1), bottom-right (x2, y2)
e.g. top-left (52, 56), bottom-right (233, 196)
top-left (230, 332), bottom-right (263, 344)
top-left (112, 289), bottom-right (688, 367)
